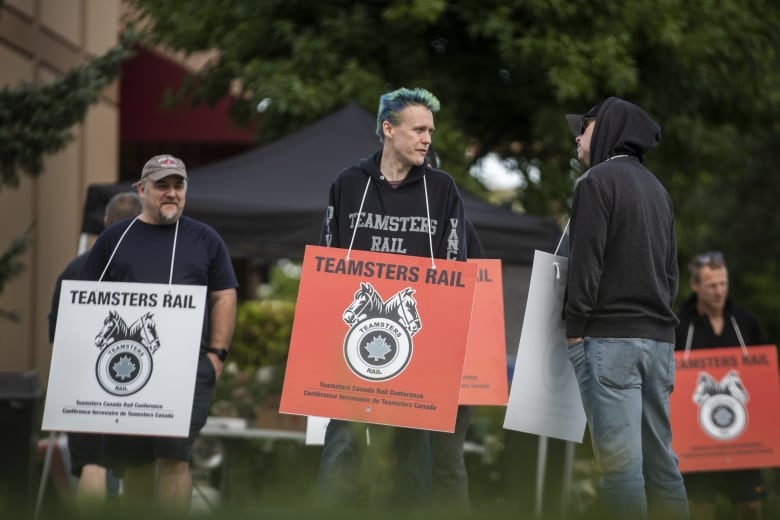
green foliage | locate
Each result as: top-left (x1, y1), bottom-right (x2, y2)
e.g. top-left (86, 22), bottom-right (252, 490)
top-left (0, 227), bottom-right (31, 292)
top-left (125, 0), bottom-right (780, 203)
top-left (0, 30), bottom-right (138, 188)
top-left (711, 130), bottom-right (780, 340)
top-left (210, 299), bottom-right (295, 418)
top-left (231, 299), bottom-right (295, 368)
top-left (262, 259), bottom-right (301, 302)
top-left (0, 227), bottom-right (31, 321)
top-left (126, 0), bottom-right (478, 179)
top-left (0, 27), bottom-right (137, 321)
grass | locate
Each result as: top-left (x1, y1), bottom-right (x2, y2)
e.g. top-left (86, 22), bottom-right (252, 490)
top-left (9, 417), bottom-right (780, 520)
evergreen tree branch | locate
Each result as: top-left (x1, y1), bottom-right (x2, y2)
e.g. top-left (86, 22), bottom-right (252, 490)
top-left (0, 29), bottom-right (138, 189)
top-left (0, 226), bottom-right (32, 322)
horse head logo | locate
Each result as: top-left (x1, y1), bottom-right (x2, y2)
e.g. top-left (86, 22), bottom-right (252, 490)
top-left (719, 369), bottom-right (749, 404)
top-left (95, 310), bottom-right (127, 348)
top-left (693, 370), bottom-right (749, 405)
top-left (692, 372), bottom-right (719, 405)
top-left (94, 310), bottom-right (161, 353)
top-left (342, 282), bottom-right (423, 339)
top-left (343, 282), bottom-right (384, 325)
top-left (132, 312), bottom-right (161, 354)
top-left (385, 288), bottom-right (421, 336)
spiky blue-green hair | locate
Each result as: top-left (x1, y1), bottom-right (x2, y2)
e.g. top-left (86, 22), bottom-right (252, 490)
top-left (376, 87), bottom-right (441, 142)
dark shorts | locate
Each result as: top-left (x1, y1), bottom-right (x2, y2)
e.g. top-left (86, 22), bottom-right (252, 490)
top-left (684, 469), bottom-right (766, 503)
top-left (67, 432), bottom-right (104, 477)
top-left (103, 354), bottom-right (216, 474)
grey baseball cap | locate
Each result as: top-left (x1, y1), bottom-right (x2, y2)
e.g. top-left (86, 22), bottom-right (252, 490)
top-left (140, 154), bottom-right (188, 182)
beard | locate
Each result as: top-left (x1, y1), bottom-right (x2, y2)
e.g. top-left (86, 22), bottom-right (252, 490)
top-left (157, 203), bottom-right (183, 223)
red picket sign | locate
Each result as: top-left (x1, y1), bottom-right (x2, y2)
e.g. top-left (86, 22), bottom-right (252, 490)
top-left (459, 258), bottom-right (508, 405)
top-left (671, 345), bottom-right (780, 472)
top-left (280, 245), bottom-right (477, 432)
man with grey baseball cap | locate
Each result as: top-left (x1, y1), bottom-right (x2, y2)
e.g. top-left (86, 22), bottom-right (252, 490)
top-left (139, 154), bottom-right (188, 183)
top-left (81, 153), bottom-right (237, 511)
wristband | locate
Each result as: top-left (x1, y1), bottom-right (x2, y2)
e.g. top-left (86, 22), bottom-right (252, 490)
top-left (205, 347), bottom-right (229, 362)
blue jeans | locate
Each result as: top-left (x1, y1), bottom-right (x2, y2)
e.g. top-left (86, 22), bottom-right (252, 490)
top-left (568, 337), bottom-right (689, 519)
top-left (318, 419), bottom-right (431, 507)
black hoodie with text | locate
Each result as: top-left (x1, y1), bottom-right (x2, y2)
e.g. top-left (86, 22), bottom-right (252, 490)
top-left (565, 97), bottom-right (679, 342)
top-left (320, 150), bottom-right (466, 261)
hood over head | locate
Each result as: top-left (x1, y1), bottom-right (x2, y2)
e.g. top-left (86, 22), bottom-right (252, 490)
top-left (584, 97), bottom-right (660, 166)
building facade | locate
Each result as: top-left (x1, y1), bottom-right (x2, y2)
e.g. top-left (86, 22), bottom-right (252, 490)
top-left (0, 0), bottom-right (123, 379)
top-left (0, 0), bottom-right (255, 384)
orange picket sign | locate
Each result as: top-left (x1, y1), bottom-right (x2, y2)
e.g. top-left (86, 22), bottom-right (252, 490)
top-left (671, 345), bottom-right (780, 473)
top-left (280, 245), bottom-right (477, 432)
top-left (459, 259), bottom-right (508, 405)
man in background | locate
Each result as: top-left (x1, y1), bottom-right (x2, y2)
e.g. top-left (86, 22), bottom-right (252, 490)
top-left (48, 191), bottom-right (142, 504)
top-left (675, 251), bottom-right (767, 520)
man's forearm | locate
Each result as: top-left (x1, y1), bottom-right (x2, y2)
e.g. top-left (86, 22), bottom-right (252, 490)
top-left (206, 288), bottom-right (236, 378)
top-left (209, 288), bottom-right (237, 349)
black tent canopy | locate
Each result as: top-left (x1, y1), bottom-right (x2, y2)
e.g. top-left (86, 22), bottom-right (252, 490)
top-left (82, 103), bottom-right (560, 263)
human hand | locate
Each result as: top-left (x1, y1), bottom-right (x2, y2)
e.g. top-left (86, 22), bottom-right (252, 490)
top-left (207, 353), bottom-right (224, 379)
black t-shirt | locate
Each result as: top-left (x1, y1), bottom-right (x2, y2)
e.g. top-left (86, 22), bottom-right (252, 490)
top-left (81, 216), bottom-right (237, 348)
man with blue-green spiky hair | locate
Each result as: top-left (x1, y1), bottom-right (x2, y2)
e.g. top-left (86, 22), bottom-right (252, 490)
top-left (318, 87), bottom-right (467, 507)
top-left (375, 87), bottom-right (441, 143)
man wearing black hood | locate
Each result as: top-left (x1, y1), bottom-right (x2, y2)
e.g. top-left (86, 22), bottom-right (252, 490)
top-left (564, 97), bottom-right (689, 519)
top-left (317, 87), bottom-right (467, 506)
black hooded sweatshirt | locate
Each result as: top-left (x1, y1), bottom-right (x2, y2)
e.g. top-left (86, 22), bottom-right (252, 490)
top-left (565, 97), bottom-right (679, 342)
top-left (320, 150), bottom-right (466, 261)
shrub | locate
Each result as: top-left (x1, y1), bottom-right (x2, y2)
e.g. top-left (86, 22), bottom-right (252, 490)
top-left (231, 299), bottom-right (295, 368)
top-left (210, 299), bottom-right (295, 419)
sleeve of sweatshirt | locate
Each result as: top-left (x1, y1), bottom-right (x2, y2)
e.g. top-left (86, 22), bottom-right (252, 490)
top-left (667, 216), bottom-right (679, 308)
top-left (565, 174), bottom-right (609, 338)
top-left (319, 179), bottom-right (341, 248)
top-left (439, 180), bottom-right (467, 261)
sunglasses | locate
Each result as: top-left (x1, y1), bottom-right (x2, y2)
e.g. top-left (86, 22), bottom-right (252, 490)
top-left (579, 117), bottom-right (595, 135)
top-left (692, 251), bottom-right (724, 265)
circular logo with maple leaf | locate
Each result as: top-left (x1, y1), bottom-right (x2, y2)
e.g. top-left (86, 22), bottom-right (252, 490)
top-left (96, 339), bottom-right (154, 396)
top-left (698, 393), bottom-right (747, 441)
top-left (344, 317), bottom-right (412, 381)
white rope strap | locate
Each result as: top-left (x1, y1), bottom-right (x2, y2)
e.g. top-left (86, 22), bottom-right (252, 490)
top-left (168, 219), bottom-right (179, 286)
top-left (98, 216), bottom-right (139, 282)
top-left (683, 315), bottom-right (749, 360)
top-left (346, 176), bottom-right (372, 259)
top-left (98, 216), bottom-right (180, 287)
top-left (423, 175), bottom-right (435, 269)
